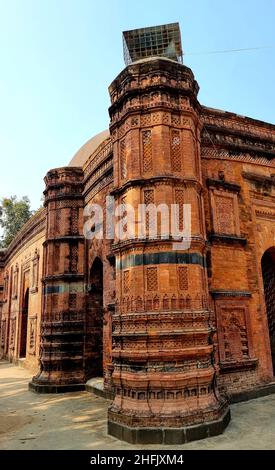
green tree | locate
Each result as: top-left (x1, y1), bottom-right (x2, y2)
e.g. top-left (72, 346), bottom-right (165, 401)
top-left (0, 196), bottom-right (33, 248)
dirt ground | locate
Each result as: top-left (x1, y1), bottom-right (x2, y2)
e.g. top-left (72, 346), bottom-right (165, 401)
top-left (0, 359), bottom-right (275, 450)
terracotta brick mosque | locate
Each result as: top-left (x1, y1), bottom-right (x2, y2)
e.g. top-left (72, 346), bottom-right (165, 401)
top-left (0, 23), bottom-right (275, 444)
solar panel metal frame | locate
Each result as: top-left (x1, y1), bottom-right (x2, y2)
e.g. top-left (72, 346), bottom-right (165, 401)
top-left (123, 23), bottom-right (183, 65)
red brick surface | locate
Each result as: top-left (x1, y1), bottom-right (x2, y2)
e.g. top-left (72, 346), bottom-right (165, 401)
top-left (0, 57), bottom-right (275, 432)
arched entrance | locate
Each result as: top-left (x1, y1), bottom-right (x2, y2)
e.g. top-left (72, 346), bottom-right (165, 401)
top-left (19, 288), bottom-right (29, 358)
top-left (261, 247), bottom-right (275, 375)
top-left (85, 257), bottom-right (103, 379)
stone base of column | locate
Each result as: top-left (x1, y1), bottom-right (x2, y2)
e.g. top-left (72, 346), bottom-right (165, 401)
top-left (28, 380), bottom-right (85, 394)
top-left (29, 366), bottom-right (86, 394)
top-left (108, 407), bottom-right (231, 444)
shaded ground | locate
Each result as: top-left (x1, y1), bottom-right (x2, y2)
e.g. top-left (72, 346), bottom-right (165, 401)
top-left (0, 360), bottom-right (275, 450)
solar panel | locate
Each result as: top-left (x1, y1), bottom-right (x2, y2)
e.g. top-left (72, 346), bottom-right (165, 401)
top-left (123, 23), bottom-right (183, 65)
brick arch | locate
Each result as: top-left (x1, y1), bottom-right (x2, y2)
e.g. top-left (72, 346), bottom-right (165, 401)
top-left (261, 247), bottom-right (275, 375)
top-left (84, 256), bottom-right (104, 379)
top-left (257, 226), bottom-right (275, 262)
top-left (89, 256), bottom-right (103, 291)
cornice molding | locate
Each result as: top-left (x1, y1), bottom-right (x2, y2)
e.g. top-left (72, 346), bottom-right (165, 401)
top-left (210, 290), bottom-right (252, 298)
top-left (209, 233), bottom-right (247, 246)
top-left (206, 178), bottom-right (241, 193)
top-left (111, 175), bottom-right (203, 197)
top-left (242, 171), bottom-right (275, 187)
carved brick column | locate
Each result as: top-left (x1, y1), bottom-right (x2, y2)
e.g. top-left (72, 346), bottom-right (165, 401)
top-left (30, 167), bottom-right (85, 392)
top-left (107, 58), bottom-right (230, 443)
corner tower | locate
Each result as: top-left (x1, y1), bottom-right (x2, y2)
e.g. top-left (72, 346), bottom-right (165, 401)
top-left (107, 24), bottom-right (230, 444)
top-left (30, 167), bottom-right (85, 392)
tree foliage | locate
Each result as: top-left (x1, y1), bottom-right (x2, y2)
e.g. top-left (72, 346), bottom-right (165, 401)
top-left (0, 196), bottom-right (33, 248)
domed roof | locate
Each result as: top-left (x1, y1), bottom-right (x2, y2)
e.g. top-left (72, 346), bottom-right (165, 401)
top-left (68, 129), bottom-right (110, 167)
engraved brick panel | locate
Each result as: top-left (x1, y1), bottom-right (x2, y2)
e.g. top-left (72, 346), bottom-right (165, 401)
top-left (144, 189), bottom-right (154, 234)
top-left (171, 129), bottom-right (182, 171)
top-left (146, 267), bottom-right (158, 291)
top-left (31, 250), bottom-right (39, 293)
top-left (1, 320), bottom-right (6, 348)
top-left (55, 209), bottom-right (61, 235)
top-left (29, 317), bottom-right (37, 354)
top-left (140, 114), bottom-right (151, 126)
top-left (210, 188), bottom-right (241, 237)
top-left (123, 270), bottom-right (130, 293)
top-left (120, 138), bottom-right (127, 180)
top-left (178, 266), bottom-right (188, 291)
top-left (52, 294), bottom-right (59, 312)
top-left (121, 196), bottom-right (127, 234)
top-left (70, 244), bottom-right (78, 272)
top-left (144, 189), bottom-right (154, 205)
top-left (175, 188), bottom-right (185, 232)
top-left (12, 264), bottom-right (19, 299)
top-left (215, 195), bottom-right (235, 234)
top-left (10, 318), bottom-right (16, 348)
top-left (69, 293), bottom-right (77, 310)
top-left (217, 304), bottom-right (252, 364)
top-left (53, 245), bottom-right (60, 273)
top-left (71, 207), bottom-right (78, 234)
top-left (142, 130), bottom-right (153, 173)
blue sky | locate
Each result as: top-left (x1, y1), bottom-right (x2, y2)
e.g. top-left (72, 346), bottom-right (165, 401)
top-left (0, 0), bottom-right (274, 209)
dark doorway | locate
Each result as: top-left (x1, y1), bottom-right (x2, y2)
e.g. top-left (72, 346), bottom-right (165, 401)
top-left (85, 257), bottom-right (103, 379)
top-left (261, 248), bottom-right (275, 375)
top-left (19, 288), bottom-right (29, 358)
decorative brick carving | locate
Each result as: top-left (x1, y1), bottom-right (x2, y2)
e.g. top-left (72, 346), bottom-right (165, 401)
top-left (171, 129), bottom-right (182, 171)
top-left (84, 137), bottom-right (112, 177)
top-left (202, 127), bottom-right (275, 158)
top-left (53, 244), bottom-right (60, 273)
top-left (10, 318), bottom-right (16, 349)
top-left (117, 294), bottom-right (209, 313)
top-left (210, 189), bottom-right (240, 236)
top-left (52, 294), bottom-right (59, 312)
top-left (144, 189), bottom-right (154, 205)
top-left (4, 39), bottom-right (275, 444)
top-left (141, 114), bottom-right (151, 126)
top-left (216, 195), bottom-right (235, 234)
top-left (146, 267), bottom-right (158, 291)
top-left (216, 301), bottom-right (253, 367)
top-left (12, 264), bottom-right (19, 299)
top-left (140, 114), bottom-right (151, 127)
top-left (29, 316), bottom-right (37, 354)
top-left (121, 196), bottom-right (127, 234)
top-left (68, 293), bottom-right (77, 310)
top-left (142, 130), bottom-right (153, 173)
top-left (71, 207), bottom-right (78, 234)
top-left (3, 271), bottom-right (9, 302)
top-left (178, 266), bottom-right (188, 291)
top-left (108, 57), bottom-right (228, 438)
top-left (175, 188), bottom-right (185, 231)
top-left (120, 138), bottom-right (127, 179)
top-left (123, 270), bottom-right (130, 293)
top-left (31, 166), bottom-right (85, 390)
top-left (31, 249), bottom-right (39, 293)
top-left (171, 113), bottom-right (181, 126)
top-left (0, 320), bottom-right (6, 348)
top-left (55, 209), bottom-right (61, 235)
top-left (70, 244), bottom-right (78, 272)
top-left (143, 189), bottom-right (155, 235)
